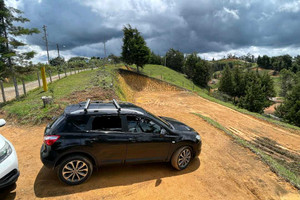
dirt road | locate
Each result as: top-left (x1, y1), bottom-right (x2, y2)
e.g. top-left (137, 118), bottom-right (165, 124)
top-left (0, 69), bottom-right (90, 103)
top-left (0, 73), bottom-right (299, 200)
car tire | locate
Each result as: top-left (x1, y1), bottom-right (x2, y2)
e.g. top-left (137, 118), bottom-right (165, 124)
top-left (57, 155), bottom-right (93, 185)
top-left (171, 146), bottom-right (192, 170)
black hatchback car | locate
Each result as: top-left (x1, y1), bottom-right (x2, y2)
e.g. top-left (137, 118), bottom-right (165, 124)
top-left (41, 99), bottom-right (201, 185)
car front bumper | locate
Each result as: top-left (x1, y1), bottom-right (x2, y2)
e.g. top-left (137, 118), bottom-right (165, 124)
top-left (0, 147), bottom-right (19, 189)
top-left (0, 169), bottom-right (19, 189)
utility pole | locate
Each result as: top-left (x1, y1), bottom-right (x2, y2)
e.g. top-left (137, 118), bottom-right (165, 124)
top-left (56, 44), bottom-right (60, 57)
top-left (42, 25), bottom-right (50, 64)
top-left (103, 42), bottom-right (107, 66)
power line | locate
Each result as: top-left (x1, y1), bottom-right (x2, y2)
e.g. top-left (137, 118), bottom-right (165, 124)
top-left (42, 25), bottom-right (50, 64)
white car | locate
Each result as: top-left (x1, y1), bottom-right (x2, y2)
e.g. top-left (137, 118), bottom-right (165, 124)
top-left (0, 119), bottom-right (19, 189)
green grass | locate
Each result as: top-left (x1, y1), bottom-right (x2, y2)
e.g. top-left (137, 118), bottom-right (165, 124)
top-left (140, 64), bottom-right (300, 131)
top-left (1, 66), bottom-right (118, 124)
top-left (193, 113), bottom-right (300, 190)
top-left (140, 64), bottom-right (209, 94)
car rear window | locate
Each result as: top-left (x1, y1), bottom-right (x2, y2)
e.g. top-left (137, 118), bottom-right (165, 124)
top-left (92, 116), bottom-right (122, 131)
top-left (62, 115), bottom-right (90, 132)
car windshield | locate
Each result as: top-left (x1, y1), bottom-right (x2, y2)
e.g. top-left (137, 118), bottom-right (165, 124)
top-left (146, 111), bottom-right (172, 129)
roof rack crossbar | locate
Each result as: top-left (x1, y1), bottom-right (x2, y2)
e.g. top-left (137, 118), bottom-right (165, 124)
top-left (112, 99), bottom-right (121, 112)
top-left (84, 99), bottom-right (91, 113)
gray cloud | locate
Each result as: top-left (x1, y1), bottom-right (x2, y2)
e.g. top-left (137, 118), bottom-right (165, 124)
top-left (9, 0), bottom-right (300, 62)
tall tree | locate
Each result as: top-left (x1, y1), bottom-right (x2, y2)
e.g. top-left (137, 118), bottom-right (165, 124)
top-left (165, 48), bottom-right (184, 72)
top-left (184, 53), bottom-right (199, 79)
top-left (279, 69), bottom-right (295, 97)
top-left (232, 67), bottom-right (245, 102)
top-left (49, 56), bottom-right (65, 66)
top-left (275, 80), bottom-right (300, 126)
top-left (260, 72), bottom-right (276, 98)
top-left (239, 72), bottom-right (266, 113)
top-left (121, 25), bottom-right (150, 72)
top-left (192, 59), bottom-right (211, 87)
top-left (219, 65), bottom-right (234, 96)
top-left (0, 0), bottom-right (39, 98)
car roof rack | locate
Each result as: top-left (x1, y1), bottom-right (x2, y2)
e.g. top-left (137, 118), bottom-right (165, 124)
top-left (84, 99), bottom-right (91, 113)
top-left (112, 99), bottom-right (121, 112)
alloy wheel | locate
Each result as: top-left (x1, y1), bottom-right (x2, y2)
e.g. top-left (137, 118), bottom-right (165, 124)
top-left (62, 160), bottom-right (89, 183)
top-left (178, 148), bottom-right (191, 168)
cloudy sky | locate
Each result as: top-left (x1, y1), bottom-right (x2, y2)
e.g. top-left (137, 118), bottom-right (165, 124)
top-left (6, 0), bottom-right (300, 63)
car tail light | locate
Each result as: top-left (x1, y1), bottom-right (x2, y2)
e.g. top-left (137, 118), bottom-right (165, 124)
top-left (44, 135), bottom-right (60, 146)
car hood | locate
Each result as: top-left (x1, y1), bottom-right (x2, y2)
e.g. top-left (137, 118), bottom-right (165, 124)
top-left (160, 117), bottom-right (195, 132)
top-left (0, 134), bottom-right (6, 149)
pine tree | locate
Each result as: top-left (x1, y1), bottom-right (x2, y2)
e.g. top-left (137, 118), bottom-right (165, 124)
top-left (276, 81), bottom-right (300, 126)
top-left (184, 53), bottom-right (199, 79)
top-left (232, 67), bottom-right (245, 101)
top-left (239, 72), bottom-right (266, 113)
top-left (121, 25), bottom-right (150, 72)
top-left (219, 65), bottom-right (234, 96)
top-left (0, 0), bottom-right (39, 98)
top-left (192, 59), bottom-right (211, 87)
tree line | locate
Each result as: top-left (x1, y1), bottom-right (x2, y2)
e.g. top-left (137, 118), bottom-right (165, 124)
top-left (257, 55), bottom-right (300, 73)
top-left (276, 70), bottom-right (300, 126)
top-left (218, 66), bottom-right (275, 113)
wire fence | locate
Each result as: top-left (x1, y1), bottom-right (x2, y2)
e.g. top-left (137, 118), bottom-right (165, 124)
top-left (0, 67), bottom-right (97, 103)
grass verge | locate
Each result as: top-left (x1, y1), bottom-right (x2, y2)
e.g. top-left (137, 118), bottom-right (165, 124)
top-left (139, 64), bottom-right (300, 132)
top-left (1, 65), bottom-right (120, 124)
top-left (193, 113), bottom-right (300, 190)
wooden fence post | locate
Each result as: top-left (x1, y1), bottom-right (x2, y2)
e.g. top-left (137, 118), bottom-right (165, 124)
top-left (12, 76), bottom-right (19, 99)
top-left (0, 80), bottom-right (6, 103)
top-left (22, 79), bottom-right (26, 96)
top-left (49, 70), bottom-right (52, 83)
top-left (37, 71), bottom-right (41, 87)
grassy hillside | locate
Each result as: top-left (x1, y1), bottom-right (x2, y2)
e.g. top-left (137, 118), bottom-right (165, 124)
top-left (139, 64), bottom-right (300, 131)
top-left (1, 66), bottom-right (119, 124)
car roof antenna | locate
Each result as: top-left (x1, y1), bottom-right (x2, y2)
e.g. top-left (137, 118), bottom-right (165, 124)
top-left (113, 99), bottom-right (121, 113)
top-left (84, 99), bottom-right (91, 113)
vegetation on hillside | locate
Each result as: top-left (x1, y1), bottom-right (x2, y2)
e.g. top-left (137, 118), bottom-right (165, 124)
top-left (276, 72), bottom-right (300, 126)
top-left (218, 66), bottom-right (275, 113)
top-left (257, 54), bottom-right (300, 73)
top-left (1, 65), bottom-right (120, 124)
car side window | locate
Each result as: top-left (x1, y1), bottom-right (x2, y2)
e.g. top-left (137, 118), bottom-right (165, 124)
top-left (62, 115), bottom-right (90, 132)
top-left (92, 116), bottom-right (122, 131)
top-left (127, 116), bottom-right (161, 134)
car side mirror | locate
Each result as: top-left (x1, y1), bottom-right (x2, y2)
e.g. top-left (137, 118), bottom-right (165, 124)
top-left (0, 119), bottom-right (6, 127)
top-left (160, 128), bottom-right (167, 135)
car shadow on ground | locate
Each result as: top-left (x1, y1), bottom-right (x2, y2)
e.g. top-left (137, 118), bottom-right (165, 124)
top-left (34, 158), bottom-right (200, 198)
top-left (0, 183), bottom-right (17, 200)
